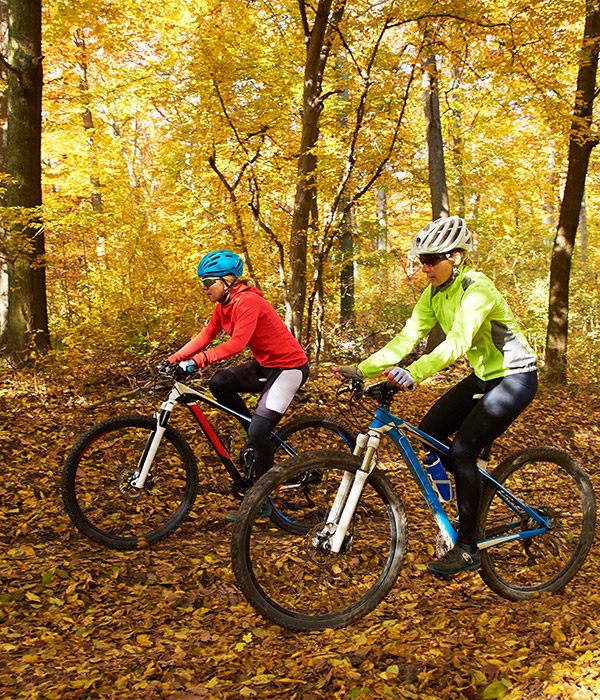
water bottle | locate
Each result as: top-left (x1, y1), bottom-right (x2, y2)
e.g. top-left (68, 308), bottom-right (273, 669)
top-left (423, 451), bottom-right (454, 502)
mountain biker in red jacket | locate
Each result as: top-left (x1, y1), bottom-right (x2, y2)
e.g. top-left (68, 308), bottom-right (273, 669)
top-left (165, 250), bottom-right (309, 507)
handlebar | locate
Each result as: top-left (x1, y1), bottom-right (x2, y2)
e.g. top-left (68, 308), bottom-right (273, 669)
top-left (338, 378), bottom-right (401, 407)
top-left (157, 361), bottom-right (177, 379)
top-left (334, 378), bottom-right (403, 430)
top-left (156, 361), bottom-right (199, 383)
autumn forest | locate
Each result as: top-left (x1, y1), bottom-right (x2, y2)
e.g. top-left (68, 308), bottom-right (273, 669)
top-left (2, 0), bottom-right (600, 699)
top-left (0, 0), bottom-right (598, 380)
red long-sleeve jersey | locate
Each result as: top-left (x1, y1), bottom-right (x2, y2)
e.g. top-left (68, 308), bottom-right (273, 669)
top-left (168, 285), bottom-right (308, 368)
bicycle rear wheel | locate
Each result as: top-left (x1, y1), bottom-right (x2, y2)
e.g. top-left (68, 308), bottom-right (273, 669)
top-left (272, 415), bottom-right (356, 460)
top-left (270, 415), bottom-right (356, 533)
top-left (231, 450), bottom-right (407, 630)
top-left (61, 415), bottom-right (198, 550)
top-left (478, 446), bottom-right (596, 600)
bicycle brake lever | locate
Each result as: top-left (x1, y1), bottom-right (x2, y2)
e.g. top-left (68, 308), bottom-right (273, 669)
top-left (157, 361), bottom-right (177, 380)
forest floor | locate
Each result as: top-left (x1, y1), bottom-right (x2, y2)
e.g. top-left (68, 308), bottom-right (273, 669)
top-left (1, 362), bottom-right (600, 700)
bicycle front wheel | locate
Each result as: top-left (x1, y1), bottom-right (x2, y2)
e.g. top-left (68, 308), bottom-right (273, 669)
top-left (61, 415), bottom-right (198, 550)
top-left (478, 446), bottom-right (596, 600)
top-left (231, 450), bottom-right (407, 630)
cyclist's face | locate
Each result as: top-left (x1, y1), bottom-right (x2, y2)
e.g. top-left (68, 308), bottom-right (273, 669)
top-left (421, 257), bottom-right (452, 286)
top-left (421, 252), bottom-right (461, 287)
top-left (201, 278), bottom-right (227, 302)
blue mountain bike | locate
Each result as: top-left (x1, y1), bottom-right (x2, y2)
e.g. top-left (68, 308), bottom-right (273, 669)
top-left (231, 379), bottom-right (596, 630)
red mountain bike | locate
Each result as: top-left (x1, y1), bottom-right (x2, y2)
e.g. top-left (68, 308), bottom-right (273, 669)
top-left (61, 364), bottom-right (355, 550)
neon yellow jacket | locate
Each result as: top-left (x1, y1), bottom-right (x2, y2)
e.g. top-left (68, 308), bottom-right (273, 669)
top-left (358, 266), bottom-right (537, 383)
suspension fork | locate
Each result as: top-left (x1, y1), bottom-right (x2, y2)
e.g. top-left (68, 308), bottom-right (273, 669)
top-left (322, 433), bottom-right (369, 526)
top-left (327, 429), bottom-right (383, 554)
top-left (131, 389), bottom-right (179, 489)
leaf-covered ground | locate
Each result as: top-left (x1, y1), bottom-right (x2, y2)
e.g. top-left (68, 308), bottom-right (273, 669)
top-left (1, 365), bottom-right (599, 700)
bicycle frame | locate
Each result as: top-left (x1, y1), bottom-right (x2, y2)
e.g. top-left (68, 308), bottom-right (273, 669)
top-left (131, 381), bottom-right (252, 495)
top-left (130, 378), bottom-right (332, 495)
top-left (326, 404), bottom-right (551, 555)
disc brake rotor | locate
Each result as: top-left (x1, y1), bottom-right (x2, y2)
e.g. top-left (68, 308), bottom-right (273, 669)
top-left (118, 468), bottom-right (153, 499)
top-left (305, 522), bottom-right (354, 564)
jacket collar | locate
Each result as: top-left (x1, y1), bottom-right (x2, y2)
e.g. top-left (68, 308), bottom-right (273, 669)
top-left (219, 282), bottom-right (251, 306)
top-left (431, 265), bottom-right (468, 298)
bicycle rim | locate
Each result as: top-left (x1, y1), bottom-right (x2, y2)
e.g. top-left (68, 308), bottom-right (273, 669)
top-left (62, 416), bottom-right (198, 550)
top-left (478, 446), bottom-right (596, 600)
top-left (231, 450), bottom-right (407, 630)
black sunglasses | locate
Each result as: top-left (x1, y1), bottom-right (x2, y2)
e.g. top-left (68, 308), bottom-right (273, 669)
top-left (200, 277), bottom-right (221, 288)
top-left (419, 253), bottom-right (449, 266)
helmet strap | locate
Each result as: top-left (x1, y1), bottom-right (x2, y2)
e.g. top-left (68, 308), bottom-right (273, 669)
top-left (436, 266), bottom-right (460, 293)
top-left (218, 277), bottom-right (239, 305)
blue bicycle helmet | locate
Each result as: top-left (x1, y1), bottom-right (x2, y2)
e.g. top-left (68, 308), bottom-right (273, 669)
top-left (197, 249), bottom-right (243, 278)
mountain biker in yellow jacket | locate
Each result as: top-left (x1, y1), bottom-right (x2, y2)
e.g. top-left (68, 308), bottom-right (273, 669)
top-left (334, 215), bottom-right (538, 576)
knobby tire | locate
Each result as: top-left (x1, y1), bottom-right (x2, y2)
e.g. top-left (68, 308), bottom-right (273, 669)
top-left (231, 450), bottom-right (407, 630)
top-left (477, 446), bottom-right (596, 600)
top-left (61, 415), bottom-right (198, 550)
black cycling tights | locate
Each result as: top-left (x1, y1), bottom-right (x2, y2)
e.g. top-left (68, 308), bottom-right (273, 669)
top-left (418, 371), bottom-right (538, 550)
top-left (209, 362), bottom-right (295, 479)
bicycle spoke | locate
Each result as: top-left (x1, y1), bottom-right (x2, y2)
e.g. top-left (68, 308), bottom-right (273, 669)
top-left (62, 416), bottom-right (197, 549)
top-left (269, 416), bottom-right (356, 534)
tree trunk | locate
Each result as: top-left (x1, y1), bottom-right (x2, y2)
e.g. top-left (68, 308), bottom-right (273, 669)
top-left (339, 207), bottom-right (354, 326)
top-left (1, 0), bottom-right (50, 362)
top-left (421, 26), bottom-right (449, 221)
top-left (449, 61), bottom-right (465, 218)
top-left (544, 140), bottom-right (558, 228)
top-left (0, 0), bottom-right (9, 336)
top-left (579, 195), bottom-right (587, 263)
top-left (545, 0), bottom-right (600, 383)
top-left (421, 25), bottom-right (449, 352)
top-left (376, 186), bottom-right (388, 251)
top-left (312, 243), bottom-right (326, 363)
top-left (73, 30), bottom-right (103, 213)
top-left (287, 0), bottom-right (344, 340)
top-left (336, 51), bottom-right (354, 329)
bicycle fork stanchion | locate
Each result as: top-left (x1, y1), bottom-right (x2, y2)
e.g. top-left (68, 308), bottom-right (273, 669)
top-left (321, 432), bottom-right (370, 526)
top-left (131, 388), bottom-right (179, 489)
top-left (327, 429), bottom-right (383, 554)
top-left (329, 430), bottom-right (371, 505)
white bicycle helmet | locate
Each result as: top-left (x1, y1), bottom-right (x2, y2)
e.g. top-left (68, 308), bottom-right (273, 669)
top-left (409, 215), bottom-right (472, 257)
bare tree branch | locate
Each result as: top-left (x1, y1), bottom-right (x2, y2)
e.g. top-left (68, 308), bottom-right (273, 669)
top-left (0, 51), bottom-right (25, 90)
